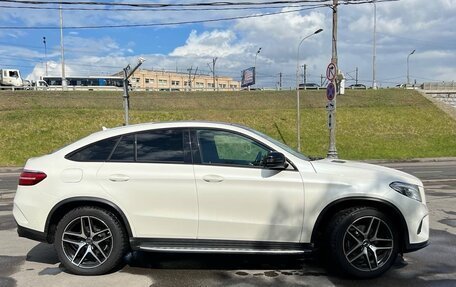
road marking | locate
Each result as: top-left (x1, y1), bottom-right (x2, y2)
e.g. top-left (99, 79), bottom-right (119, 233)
top-left (0, 172), bottom-right (21, 177)
top-left (423, 179), bottom-right (456, 183)
top-left (413, 171), bottom-right (443, 174)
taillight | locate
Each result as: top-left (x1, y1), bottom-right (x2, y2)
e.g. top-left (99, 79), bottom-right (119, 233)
top-left (18, 170), bottom-right (47, 186)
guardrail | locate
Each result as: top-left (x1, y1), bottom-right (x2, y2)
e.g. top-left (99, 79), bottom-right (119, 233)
top-left (422, 82), bottom-right (456, 90)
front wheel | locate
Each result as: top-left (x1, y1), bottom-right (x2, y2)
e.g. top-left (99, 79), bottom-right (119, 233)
top-left (327, 207), bottom-right (399, 278)
top-left (54, 207), bottom-right (128, 275)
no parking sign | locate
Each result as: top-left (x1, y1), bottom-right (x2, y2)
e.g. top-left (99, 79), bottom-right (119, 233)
top-left (326, 82), bottom-right (336, 101)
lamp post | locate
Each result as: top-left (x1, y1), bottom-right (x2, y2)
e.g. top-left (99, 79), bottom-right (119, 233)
top-left (407, 49), bottom-right (415, 85)
top-left (43, 36), bottom-right (48, 77)
top-left (296, 28), bottom-right (323, 151)
top-left (254, 47), bottom-right (262, 69)
top-left (372, 0), bottom-right (377, 89)
top-left (252, 47), bottom-right (261, 90)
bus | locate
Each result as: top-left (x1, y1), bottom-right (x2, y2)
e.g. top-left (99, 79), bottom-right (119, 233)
top-left (43, 76), bottom-right (123, 88)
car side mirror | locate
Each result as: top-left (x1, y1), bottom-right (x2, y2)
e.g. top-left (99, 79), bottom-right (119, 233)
top-left (263, 151), bottom-right (287, 169)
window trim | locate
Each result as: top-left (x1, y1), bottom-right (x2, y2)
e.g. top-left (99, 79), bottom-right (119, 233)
top-left (190, 128), bottom-right (297, 171)
top-left (65, 128), bottom-right (192, 164)
top-left (107, 128), bottom-right (191, 164)
top-left (64, 136), bottom-right (121, 162)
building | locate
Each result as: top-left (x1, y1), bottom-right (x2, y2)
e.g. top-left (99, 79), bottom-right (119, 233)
top-left (114, 69), bottom-right (240, 91)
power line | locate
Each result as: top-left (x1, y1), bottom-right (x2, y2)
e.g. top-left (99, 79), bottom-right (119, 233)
top-left (0, 0), bottom-right (398, 30)
top-left (0, 0), bottom-right (332, 8)
top-left (0, 3), bottom-right (326, 11)
top-left (0, 6), bottom-right (327, 29)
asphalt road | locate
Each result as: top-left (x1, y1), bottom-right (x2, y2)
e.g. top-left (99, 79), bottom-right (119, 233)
top-left (0, 161), bottom-right (455, 287)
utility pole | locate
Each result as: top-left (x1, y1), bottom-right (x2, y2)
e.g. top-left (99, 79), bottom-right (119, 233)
top-left (192, 67), bottom-right (199, 90)
top-left (122, 58), bottom-right (145, 125)
top-left (59, 3), bottom-right (66, 90)
top-left (187, 67), bottom-right (192, 92)
top-left (302, 64), bottom-right (307, 86)
top-left (279, 72), bottom-right (282, 90)
top-left (372, 0), bottom-right (377, 89)
top-left (355, 67), bottom-right (358, 85)
top-left (208, 58), bottom-right (218, 91)
top-left (327, 0), bottom-right (339, 158)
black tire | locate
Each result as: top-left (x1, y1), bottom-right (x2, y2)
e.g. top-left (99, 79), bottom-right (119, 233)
top-left (54, 206), bottom-right (128, 275)
top-left (326, 207), bottom-right (399, 278)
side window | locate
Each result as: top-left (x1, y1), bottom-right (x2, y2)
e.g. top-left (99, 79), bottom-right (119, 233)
top-left (66, 136), bottom-right (119, 162)
top-left (136, 129), bottom-right (184, 163)
top-left (110, 134), bottom-right (135, 161)
top-left (196, 130), bottom-right (269, 167)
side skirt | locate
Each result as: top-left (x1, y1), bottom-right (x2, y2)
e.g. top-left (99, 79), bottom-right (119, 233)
top-left (130, 238), bottom-right (314, 255)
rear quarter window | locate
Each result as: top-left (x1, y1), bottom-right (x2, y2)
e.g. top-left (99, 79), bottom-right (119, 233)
top-left (66, 136), bottom-right (119, 162)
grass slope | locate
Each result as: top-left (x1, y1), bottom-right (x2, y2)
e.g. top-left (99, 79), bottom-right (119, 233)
top-left (0, 89), bottom-right (455, 166)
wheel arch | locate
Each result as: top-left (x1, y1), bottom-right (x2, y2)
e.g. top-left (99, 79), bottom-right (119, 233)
top-left (310, 197), bottom-right (410, 252)
top-left (44, 197), bottom-right (133, 243)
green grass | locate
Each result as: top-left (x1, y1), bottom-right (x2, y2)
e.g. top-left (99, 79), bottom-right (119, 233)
top-left (0, 89), bottom-right (455, 166)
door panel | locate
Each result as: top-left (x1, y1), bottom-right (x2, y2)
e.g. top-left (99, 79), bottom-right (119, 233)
top-left (98, 162), bottom-right (198, 238)
top-left (191, 128), bottom-right (304, 242)
top-left (97, 128), bottom-right (198, 239)
top-left (194, 165), bottom-right (304, 242)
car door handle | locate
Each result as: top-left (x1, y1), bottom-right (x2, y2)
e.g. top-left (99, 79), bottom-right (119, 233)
top-left (202, 175), bottom-right (224, 183)
top-left (108, 174), bottom-right (130, 182)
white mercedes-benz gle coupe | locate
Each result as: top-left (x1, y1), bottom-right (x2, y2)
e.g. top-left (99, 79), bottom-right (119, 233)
top-left (14, 121), bottom-right (429, 277)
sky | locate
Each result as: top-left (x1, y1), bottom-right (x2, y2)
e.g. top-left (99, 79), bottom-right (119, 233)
top-left (0, 0), bottom-right (455, 88)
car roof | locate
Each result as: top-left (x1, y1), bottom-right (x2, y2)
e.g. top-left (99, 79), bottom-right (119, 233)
top-left (55, 121), bottom-right (254, 154)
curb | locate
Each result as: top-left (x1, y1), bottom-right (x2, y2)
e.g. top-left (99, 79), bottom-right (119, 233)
top-left (0, 167), bottom-right (22, 173)
top-left (362, 157), bottom-right (456, 164)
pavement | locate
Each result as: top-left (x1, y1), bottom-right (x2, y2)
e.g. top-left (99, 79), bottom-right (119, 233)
top-left (0, 160), bottom-right (455, 286)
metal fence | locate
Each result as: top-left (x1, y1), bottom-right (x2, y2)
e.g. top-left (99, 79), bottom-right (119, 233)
top-left (421, 82), bottom-right (456, 90)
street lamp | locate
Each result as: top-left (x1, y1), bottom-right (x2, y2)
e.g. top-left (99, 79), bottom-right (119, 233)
top-left (407, 49), bottom-right (416, 85)
top-left (43, 36), bottom-right (48, 77)
top-left (254, 47), bottom-right (262, 69)
top-left (252, 47), bottom-right (261, 90)
top-left (296, 28), bottom-right (323, 151)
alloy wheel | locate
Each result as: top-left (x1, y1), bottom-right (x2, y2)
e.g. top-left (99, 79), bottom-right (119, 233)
top-left (61, 216), bottom-right (113, 269)
top-left (343, 216), bottom-right (394, 272)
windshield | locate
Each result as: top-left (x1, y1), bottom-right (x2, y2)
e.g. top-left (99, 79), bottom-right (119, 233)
top-left (238, 125), bottom-right (309, 161)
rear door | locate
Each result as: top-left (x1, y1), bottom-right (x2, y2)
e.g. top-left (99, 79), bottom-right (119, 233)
top-left (97, 128), bottom-right (198, 239)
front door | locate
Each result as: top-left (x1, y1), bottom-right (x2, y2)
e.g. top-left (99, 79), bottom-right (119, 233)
top-left (192, 129), bottom-right (304, 242)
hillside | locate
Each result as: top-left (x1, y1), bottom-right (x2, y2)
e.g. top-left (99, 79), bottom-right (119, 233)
top-left (0, 89), bottom-right (455, 166)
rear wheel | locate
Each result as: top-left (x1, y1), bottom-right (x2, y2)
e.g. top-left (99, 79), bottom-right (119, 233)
top-left (327, 207), bottom-right (398, 278)
top-left (54, 207), bottom-right (128, 275)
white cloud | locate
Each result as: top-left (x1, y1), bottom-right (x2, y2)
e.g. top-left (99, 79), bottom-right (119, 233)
top-left (170, 29), bottom-right (248, 58)
top-left (27, 61), bottom-right (76, 81)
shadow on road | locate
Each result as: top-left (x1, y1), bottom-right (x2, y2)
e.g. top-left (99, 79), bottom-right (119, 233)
top-left (124, 251), bottom-right (322, 272)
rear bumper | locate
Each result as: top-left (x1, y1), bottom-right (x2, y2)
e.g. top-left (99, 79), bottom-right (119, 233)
top-left (17, 224), bottom-right (48, 243)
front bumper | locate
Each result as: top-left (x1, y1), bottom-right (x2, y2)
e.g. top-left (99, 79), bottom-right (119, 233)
top-left (17, 223), bottom-right (48, 243)
top-left (404, 240), bottom-right (429, 253)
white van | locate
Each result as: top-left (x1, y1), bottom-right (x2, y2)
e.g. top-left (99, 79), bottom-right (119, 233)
top-left (0, 69), bottom-right (23, 87)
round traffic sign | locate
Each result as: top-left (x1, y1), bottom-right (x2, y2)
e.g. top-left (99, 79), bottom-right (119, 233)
top-left (326, 82), bottom-right (336, 101)
top-left (326, 62), bottom-right (337, 81)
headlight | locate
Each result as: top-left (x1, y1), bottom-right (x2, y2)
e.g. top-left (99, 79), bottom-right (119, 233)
top-left (390, 181), bottom-right (422, 202)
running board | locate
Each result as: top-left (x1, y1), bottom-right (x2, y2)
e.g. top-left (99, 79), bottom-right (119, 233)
top-left (130, 238), bottom-right (313, 255)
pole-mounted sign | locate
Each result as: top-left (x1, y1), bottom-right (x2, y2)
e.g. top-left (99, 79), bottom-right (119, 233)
top-left (326, 62), bottom-right (337, 82)
top-left (326, 82), bottom-right (336, 101)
